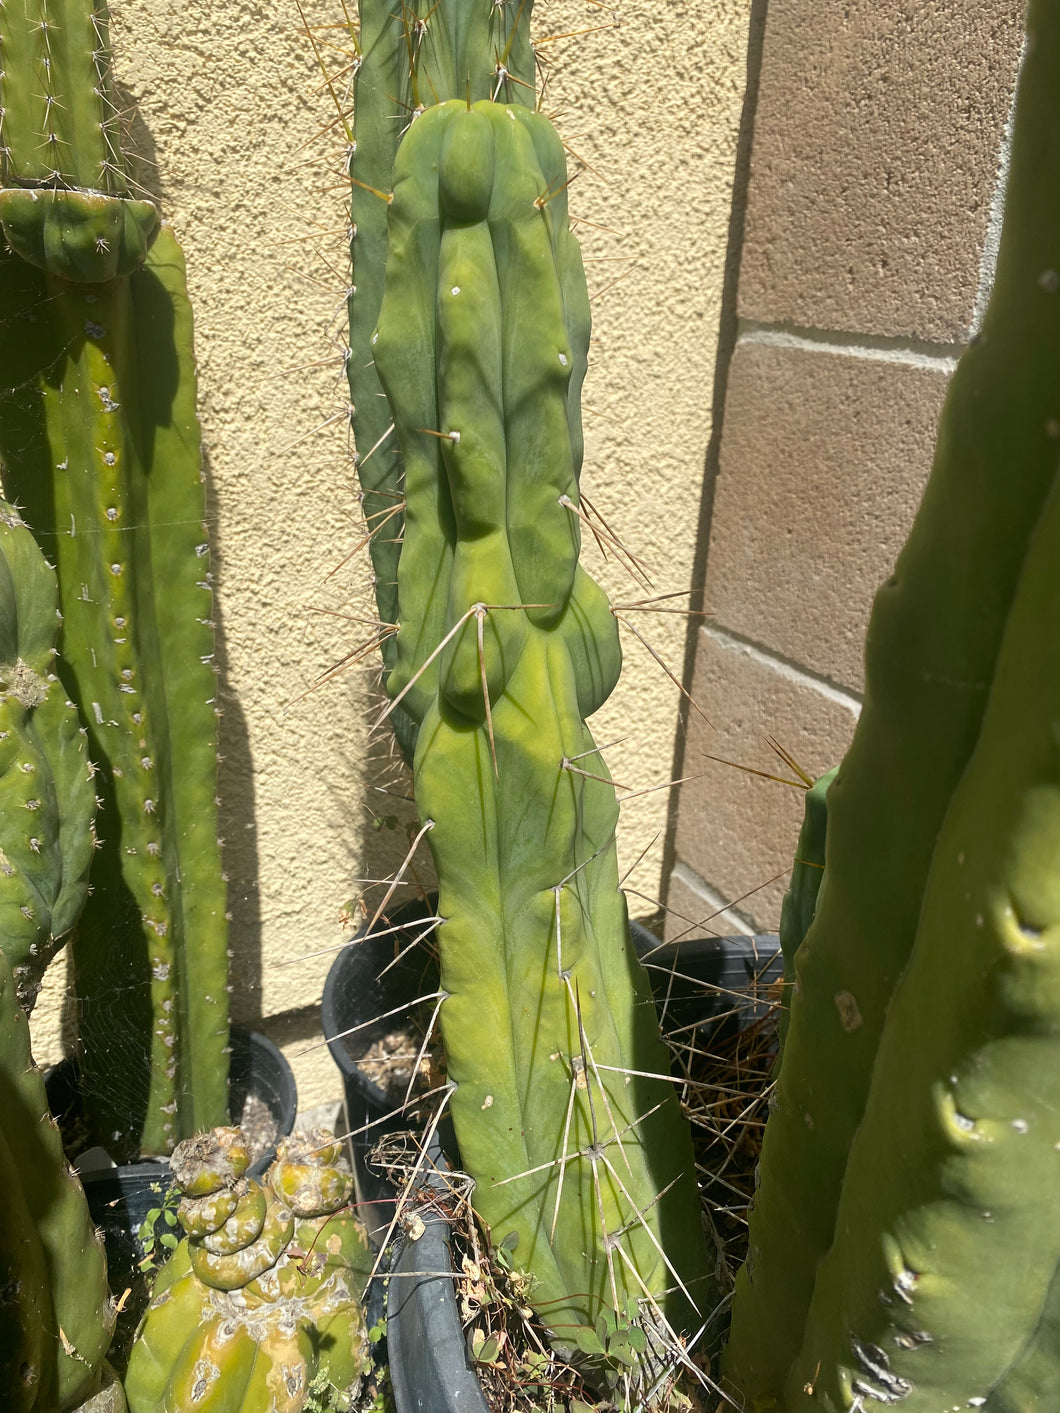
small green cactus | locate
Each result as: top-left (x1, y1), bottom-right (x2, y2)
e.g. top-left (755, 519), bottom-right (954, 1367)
top-left (0, 496), bottom-right (96, 1009)
top-left (0, 0), bottom-right (229, 1157)
top-left (366, 94), bottom-right (711, 1365)
top-left (125, 1128), bottom-right (374, 1413)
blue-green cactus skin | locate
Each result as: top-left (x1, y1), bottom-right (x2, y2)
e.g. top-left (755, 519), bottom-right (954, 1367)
top-left (371, 99), bottom-right (710, 1356)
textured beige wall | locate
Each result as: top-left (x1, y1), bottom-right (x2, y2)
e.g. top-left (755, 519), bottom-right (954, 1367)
top-left (26, 2), bottom-right (756, 1108)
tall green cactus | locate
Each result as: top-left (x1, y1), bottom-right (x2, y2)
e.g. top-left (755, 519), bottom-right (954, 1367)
top-left (725, 0), bottom-right (1060, 1405)
top-left (0, 0), bottom-right (229, 1157)
top-left (348, 0), bottom-right (537, 759)
top-left (0, 946), bottom-right (117, 1411)
top-left (368, 96), bottom-right (710, 1364)
top-left (125, 1127), bottom-right (373, 1413)
top-left (0, 497), bottom-right (95, 1009)
top-left (784, 467), bottom-right (1060, 1410)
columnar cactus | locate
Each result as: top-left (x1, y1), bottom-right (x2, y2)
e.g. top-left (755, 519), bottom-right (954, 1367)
top-left (0, 497), bottom-right (95, 1009)
top-left (0, 946), bottom-right (116, 1411)
top-left (124, 1128), bottom-right (374, 1413)
top-left (0, 0), bottom-right (229, 1156)
top-left (348, 0), bottom-right (537, 758)
top-left (725, 1), bottom-right (1060, 1406)
top-left (366, 95), bottom-right (711, 1362)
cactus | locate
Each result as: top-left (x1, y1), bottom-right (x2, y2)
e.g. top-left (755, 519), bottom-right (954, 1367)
top-left (124, 1127), bottom-right (374, 1413)
top-left (347, 0), bottom-right (537, 759)
top-left (720, 1), bottom-right (1060, 1406)
top-left (0, 945), bottom-right (116, 1411)
top-left (366, 95), bottom-right (711, 1365)
top-left (0, 0), bottom-right (229, 1157)
top-left (0, 496), bottom-right (96, 1008)
top-left (779, 468), bottom-right (1060, 1410)
top-left (724, 1), bottom-right (1060, 1400)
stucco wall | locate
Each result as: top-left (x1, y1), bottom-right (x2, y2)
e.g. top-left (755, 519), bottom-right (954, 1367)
top-left (32, 1), bottom-right (756, 1109)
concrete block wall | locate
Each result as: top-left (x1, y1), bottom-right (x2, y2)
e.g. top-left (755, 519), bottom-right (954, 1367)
top-left (664, 0), bottom-right (1026, 939)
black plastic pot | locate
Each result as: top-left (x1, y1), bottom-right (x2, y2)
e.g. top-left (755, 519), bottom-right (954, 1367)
top-left (44, 1026), bottom-right (297, 1368)
top-left (322, 903), bottom-right (782, 1413)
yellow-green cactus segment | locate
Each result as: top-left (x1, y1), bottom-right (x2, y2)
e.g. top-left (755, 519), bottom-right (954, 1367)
top-left (725, 2), bottom-right (1060, 1399)
top-left (0, 948), bottom-right (114, 1411)
top-left (786, 468), bottom-right (1060, 1412)
top-left (374, 100), bottom-right (709, 1347)
top-left (0, 0), bottom-right (160, 281)
top-left (348, 1), bottom-right (538, 759)
top-left (0, 497), bottom-right (95, 1009)
top-left (126, 1128), bottom-right (372, 1413)
top-left (0, 229), bottom-right (228, 1158)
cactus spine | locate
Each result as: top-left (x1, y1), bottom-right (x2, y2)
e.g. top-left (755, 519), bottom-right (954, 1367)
top-left (0, 945), bottom-right (116, 1411)
top-left (0, 0), bottom-right (228, 1156)
top-left (367, 95), bottom-right (710, 1360)
top-left (0, 497), bottom-right (95, 1008)
top-left (726, 1), bottom-right (1060, 1405)
top-left (125, 1128), bottom-right (373, 1413)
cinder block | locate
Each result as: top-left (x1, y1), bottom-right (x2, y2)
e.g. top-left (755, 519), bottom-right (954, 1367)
top-left (703, 339), bottom-right (951, 692)
top-left (668, 627), bottom-right (859, 931)
top-left (739, 0), bottom-right (1025, 342)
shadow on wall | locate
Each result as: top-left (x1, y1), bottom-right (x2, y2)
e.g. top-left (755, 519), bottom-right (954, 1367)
top-left (661, 0), bottom-right (772, 909)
